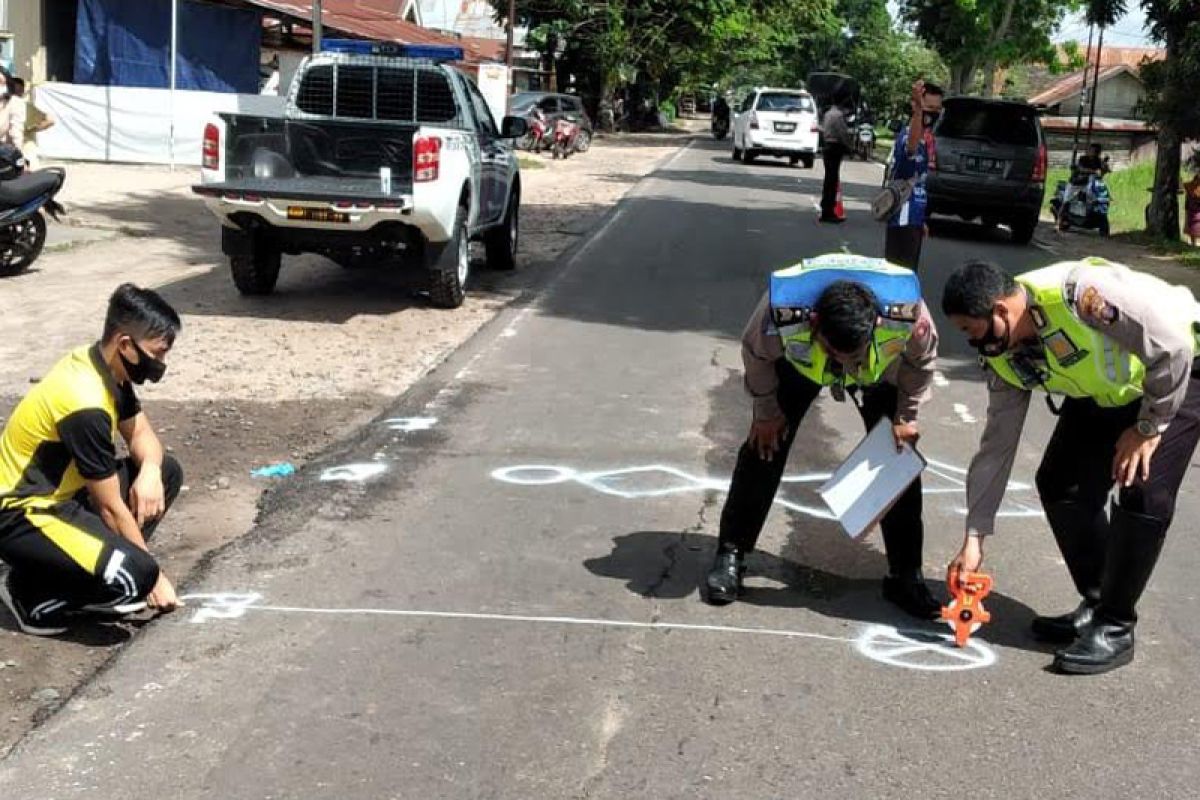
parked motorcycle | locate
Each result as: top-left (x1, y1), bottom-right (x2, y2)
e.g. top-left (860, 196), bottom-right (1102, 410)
top-left (712, 114), bottom-right (729, 140)
top-left (1051, 169), bottom-right (1110, 237)
top-left (855, 123), bottom-right (875, 161)
top-left (522, 108), bottom-right (550, 153)
top-left (552, 117), bottom-right (583, 159)
top-left (0, 147), bottom-right (65, 277)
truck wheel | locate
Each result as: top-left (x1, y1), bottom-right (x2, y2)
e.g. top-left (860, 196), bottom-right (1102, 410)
top-left (789, 155), bottom-right (800, 166)
top-left (485, 191), bottom-right (519, 271)
top-left (429, 205), bottom-right (468, 309)
top-left (1010, 214), bottom-right (1038, 245)
top-left (802, 155), bottom-right (814, 169)
top-left (230, 247), bottom-right (281, 296)
top-left (742, 148), bottom-right (756, 165)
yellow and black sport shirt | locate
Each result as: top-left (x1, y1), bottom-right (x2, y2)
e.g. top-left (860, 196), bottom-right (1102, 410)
top-left (0, 345), bottom-right (140, 512)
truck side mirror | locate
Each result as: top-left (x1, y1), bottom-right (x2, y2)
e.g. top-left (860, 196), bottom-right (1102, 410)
top-left (501, 116), bottom-right (529, 139)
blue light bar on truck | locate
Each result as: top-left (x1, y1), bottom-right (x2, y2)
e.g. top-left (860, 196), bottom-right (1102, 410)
top-left (321, 39), bottom-right (464, 62)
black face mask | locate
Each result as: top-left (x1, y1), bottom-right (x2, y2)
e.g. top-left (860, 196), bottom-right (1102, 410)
top-left (922, 111), bottom-right (941, 128)
top-left (968, 316), bottom-right (1010, 358)
top-left (120, 340), bottom-right (168, 385)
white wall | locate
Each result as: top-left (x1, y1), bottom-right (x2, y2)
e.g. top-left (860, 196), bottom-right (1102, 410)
top-left (35, 83), bottom-right (284, 165)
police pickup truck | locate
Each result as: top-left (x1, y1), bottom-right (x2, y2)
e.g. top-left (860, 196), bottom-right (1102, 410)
top-left (192, 40), bottom-right (527, 308)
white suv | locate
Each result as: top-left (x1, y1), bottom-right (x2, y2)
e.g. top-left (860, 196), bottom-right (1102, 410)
top-left (731, 87), bottom-right (819, 168)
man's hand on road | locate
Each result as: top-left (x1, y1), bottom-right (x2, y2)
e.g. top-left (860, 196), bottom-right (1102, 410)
top-left (1112, 427), bottom-right (1160, 487)
top-left (147, 572), bottom-right (183, 613)
top-left (892, 421), bottom-right (920, 452)
top-left (749, 417), bottom-right (789, 462)
top-left (947, 536), bottom-right (984, 587)
top-left (130, 466), bottom-right (166, 529)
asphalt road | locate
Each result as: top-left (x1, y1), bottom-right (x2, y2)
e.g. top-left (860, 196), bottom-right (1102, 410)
top-left (3, 139), bottom-right (1200, 799)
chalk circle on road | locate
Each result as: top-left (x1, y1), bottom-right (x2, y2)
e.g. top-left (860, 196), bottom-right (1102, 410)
top-left (490, 465), bottom-right (578, 486)
top-left (855, 624), bottom-right (996, 672)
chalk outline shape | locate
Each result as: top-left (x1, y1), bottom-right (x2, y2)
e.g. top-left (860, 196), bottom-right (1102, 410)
top-left (319, 463), bottom-right (388, 483)
top-left (383, 417), bottom-right (439, 432)
top-left (179, 593), bottom-right (995, 672)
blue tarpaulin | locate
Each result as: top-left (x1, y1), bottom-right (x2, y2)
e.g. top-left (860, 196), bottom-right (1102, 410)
top-left (75, 0), bottom-right (261, 93)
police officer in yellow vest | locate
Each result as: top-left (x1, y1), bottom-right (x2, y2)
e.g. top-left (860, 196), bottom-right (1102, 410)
top-left (942, 258), bottom-right (1200, 674)
top-left (706, 254), bottom-right (942, 619)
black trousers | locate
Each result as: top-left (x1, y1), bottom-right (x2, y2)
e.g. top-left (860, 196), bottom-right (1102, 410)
top-left (717, 362), bottom-right (924, 576)
top-left (820, 145), bottom-right (846, 217)
top-left (1036, 360), bottom-right (1200, 526)
top-left (0, 456), bottom-right (184, 619)
top-left (884, 225), bottom-right (925, 271)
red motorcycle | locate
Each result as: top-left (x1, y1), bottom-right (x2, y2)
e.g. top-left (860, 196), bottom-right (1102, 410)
top-left (552, 117), bottom-right (582, 159)
top-left (523, 108), bottom-right (549, 153)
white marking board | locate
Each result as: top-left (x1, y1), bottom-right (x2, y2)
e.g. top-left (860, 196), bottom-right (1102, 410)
top-left (818, 420), bottom-right (927, 539)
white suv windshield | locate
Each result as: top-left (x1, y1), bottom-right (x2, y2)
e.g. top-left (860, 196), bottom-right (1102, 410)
top-left (756, 93), bottom-right (813, 112)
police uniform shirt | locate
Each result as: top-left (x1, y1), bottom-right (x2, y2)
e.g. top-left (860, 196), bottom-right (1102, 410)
top-left (0, 345), bottom-right (141, 511)
top-left (966, 263), bottom-right (1200, 537)
top-left (740, 292), bottom-right (939, 423)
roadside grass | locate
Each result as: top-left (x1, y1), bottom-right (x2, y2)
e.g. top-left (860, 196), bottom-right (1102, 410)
top-left (518, 156), bottom-right (547, 170)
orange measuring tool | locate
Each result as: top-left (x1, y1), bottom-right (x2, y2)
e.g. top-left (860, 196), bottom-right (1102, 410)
top-left (940, 571), bottom-right (993, 648)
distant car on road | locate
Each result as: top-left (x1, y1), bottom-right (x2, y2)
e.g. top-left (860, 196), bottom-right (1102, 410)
top-left (731, 87), bottom-right (818, 168)
top-left (509, 92), bottom-right (594, 153)
top-left (923, 97), bottom-right (1048, 244)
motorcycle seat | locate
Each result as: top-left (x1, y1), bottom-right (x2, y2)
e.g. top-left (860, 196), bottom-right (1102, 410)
top-left (0, 171), bottom-right (61, 209)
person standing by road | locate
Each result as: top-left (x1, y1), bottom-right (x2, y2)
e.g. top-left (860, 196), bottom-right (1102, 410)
top-left (942, 258), bottom-right (1200, 674)
top-left (0, 284), bottom-right (186, 636)
top-left (704, 253), bottom-right (942, 619)
top-left (884, 80), bottom-right (943, 270)
top-left (1184, 160), bottom-right (1200, 247)
top-left (12, 78), bottom-right (53, 170)
top-left (818, 91), bottom-right (854, 224)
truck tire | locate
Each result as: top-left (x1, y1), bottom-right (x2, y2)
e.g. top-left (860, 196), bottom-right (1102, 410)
top-left (230, 247), bottom-right (281, 296)
top-left (802, 155), bottom-right (814, 169)
top-left (741, 148), bottom-right (757, 165)
top-left (485, 191), bottom-right (519, 271)
top-left (1010, 214), bottom-right (1038, 245)
top-left (429, 205), bottom-right (469, 309)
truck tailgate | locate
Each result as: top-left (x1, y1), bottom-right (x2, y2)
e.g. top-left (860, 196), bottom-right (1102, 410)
top-left (194, 176), bottom-right (413, 203)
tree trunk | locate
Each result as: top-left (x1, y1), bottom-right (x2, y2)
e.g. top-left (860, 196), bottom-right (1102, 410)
top-left (949, 62), bottom-right (976, 95)
top-left (981, 60), bottom-right (998, 97)
top-left (1146, 26), bottom-right (1182, 241)
top-left (1147, 123), bottom-right (1182, 240)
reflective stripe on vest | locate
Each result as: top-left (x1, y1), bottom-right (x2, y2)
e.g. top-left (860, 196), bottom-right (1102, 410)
top-left (984, 260), bottom-right (1144, 407)
top-left (769, 255), bottom-right (921, 388)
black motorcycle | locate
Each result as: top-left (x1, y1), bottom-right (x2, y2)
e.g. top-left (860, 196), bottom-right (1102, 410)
top-left (0, 148), bottom-right (65, 277)
top-left (712, 114), bottom-right (730, 140)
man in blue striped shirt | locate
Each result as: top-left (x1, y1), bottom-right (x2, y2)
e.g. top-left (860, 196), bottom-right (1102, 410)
top-left (885, 80), bottom-right (943, 271)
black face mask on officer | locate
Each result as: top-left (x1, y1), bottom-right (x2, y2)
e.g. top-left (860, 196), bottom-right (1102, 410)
top-left (120, 339), bottom-right (168, 385)
top-left (968, 313), bottom-right (1011, 358)
top-left (922, 110), bottom-right (941, 128)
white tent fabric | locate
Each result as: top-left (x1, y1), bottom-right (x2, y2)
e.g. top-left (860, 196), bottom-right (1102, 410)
top-left (34, 83), bottom-right (284, 166)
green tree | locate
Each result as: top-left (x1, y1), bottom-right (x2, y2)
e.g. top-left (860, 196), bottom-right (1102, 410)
top-left (899, 0), bottom-right (1079, 95)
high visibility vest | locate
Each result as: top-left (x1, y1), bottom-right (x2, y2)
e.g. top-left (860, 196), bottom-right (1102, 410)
top-left (769, 254), bottom-right (921, 389)
top-left (985, 258), bottom-right (1149, 407)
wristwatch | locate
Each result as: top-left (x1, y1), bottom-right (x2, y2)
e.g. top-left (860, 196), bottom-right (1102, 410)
top-left (1135, 418), bottom-right (1159, 438)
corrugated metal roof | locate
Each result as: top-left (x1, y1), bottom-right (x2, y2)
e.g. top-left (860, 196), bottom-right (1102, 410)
top-left (243, 0), bottom-right (464, 48)
top-left (1040, 115), bottom-right (1153, 133)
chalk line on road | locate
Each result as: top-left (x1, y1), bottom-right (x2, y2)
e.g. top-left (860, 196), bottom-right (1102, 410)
top-left (178, 592), bottom-right (996, 672)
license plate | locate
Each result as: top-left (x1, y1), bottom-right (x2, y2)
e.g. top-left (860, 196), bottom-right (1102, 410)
top-left (964, 156), bottom-right (1004, 174)
top-left (287, 206), bottom-right (350, 224)
top-left (774, 122), bottom-right (797, 133)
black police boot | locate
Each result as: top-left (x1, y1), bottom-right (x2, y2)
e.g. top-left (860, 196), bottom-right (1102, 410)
top-left (881, 571), bottom-right (941, 620)
top-left (1054, 505), bottom-right (1166, 675)
top-left (704, 547), bottom-right (745, 606)
top-left (1031, 501), bottom-right (1106, 643)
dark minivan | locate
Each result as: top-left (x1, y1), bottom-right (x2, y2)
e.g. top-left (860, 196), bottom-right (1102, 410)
top-left (925, 97), bottom-right (1047, 244)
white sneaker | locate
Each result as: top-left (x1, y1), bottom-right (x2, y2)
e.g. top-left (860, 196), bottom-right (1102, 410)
top-left (0, 576), bottom-right (69, 637)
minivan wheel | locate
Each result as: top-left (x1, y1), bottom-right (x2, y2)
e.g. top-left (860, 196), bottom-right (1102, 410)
top-left (1010, 214), bottom-right (1039, 245)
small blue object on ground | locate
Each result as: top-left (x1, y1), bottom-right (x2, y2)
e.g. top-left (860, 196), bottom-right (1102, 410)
top-left (250, 462), bottom-right (296, 479)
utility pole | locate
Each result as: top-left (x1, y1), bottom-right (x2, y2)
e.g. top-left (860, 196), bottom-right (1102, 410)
top-left (505, 0), bottom-right (515, 106)
top-left (313, 0), bottom-right (323, 53)
top-left (1068, 23), bottom-right (1094, 170)
top-left (1085, 24), bottom-right (1105, 147)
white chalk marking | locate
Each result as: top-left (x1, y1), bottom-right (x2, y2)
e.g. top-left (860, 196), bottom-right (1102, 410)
top-left (319, 463), bottom-right (388, 483)
top-left (953, 403), bottom-right (978, 424)
top-left (933, 371), bottom-right (950, 388)
top-left (179, 593), bottom-right (995, 672)
top-left (383, 417), bottom-right (438, 433)
top-left (492, 458), bottom-right (1043, 520)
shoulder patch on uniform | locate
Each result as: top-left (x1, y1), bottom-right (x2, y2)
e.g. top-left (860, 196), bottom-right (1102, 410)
top-left (1077, 285), bottom-right (1119, 325)
top-left (772, 306), bottom-right (808, 327)
top-left (913, 317), bottom-right (930, 340)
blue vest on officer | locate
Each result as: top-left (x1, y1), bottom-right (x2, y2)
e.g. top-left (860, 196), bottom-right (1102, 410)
top-left (769, 254), bottom-right (922, 388)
